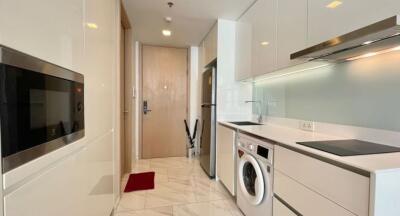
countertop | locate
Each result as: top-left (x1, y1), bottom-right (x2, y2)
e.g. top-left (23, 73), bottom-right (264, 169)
top-left (219, 121), bottom-right (400, 174)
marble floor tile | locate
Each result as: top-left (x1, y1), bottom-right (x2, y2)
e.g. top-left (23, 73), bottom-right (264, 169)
top-left (116, 192), bottom-right (146, 212)
top-left (114, 206), bottom-right (173, 216)
top-left (173, 200), bottom-right (233, 216)
top-left (117, 157), bottom-right (240, 216)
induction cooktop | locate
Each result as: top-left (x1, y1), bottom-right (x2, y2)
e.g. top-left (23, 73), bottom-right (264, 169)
top-left (296, 139), bottom-right (400, 156)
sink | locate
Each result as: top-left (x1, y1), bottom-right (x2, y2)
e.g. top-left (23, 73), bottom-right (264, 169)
top-left (229, 121), bottom-right (262, 126)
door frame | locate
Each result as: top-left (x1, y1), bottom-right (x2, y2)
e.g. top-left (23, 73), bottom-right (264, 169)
top-left (120, 2), bottom-right (132, 177)
top-left (139, 45), bottom-right (190, 159)
top-left (114, 2), bottom-right (132, 203)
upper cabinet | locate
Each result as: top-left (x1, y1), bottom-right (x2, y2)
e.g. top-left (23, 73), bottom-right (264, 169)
top-left (276, 0), bottom-right (307, 69)
top-left (235, 0), bottom-right (277, 80)
top-left (235, 14), bottom-right (252, 80)
top-left (203, 24), bottom-right (218, 67)
top-left (308, 0), bottom-right (400, 46)
top-left (235, 0), bottom-right (400, 80)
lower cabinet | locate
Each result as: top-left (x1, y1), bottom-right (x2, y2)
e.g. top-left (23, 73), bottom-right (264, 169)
top-left (274, 145), bottom-right (370, 216)
top-left (216, 124), bottom-right (236, 195)
top-left (273, 197), bottom-right (298, 216)
top-left (274, 170), bottom-right (355, 216)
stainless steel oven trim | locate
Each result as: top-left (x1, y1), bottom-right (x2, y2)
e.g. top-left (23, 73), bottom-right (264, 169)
top-left (2, 130), bottom-right (84, 173)
top-left (0, 45), bottom-right (84, 83)
top-left (0, 115), bottom-right (3, 213)
top-left (0, 45), bottom-right (85, 173)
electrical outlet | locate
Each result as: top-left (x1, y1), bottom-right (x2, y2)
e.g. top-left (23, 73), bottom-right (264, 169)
top-left (299, 120), bottom-right (315, 132)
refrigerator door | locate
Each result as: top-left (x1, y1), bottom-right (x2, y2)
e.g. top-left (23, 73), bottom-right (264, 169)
top-left (202, 68), bottom-right (216, 105)
top-left (199, 67), bottom-right (216, 178)
top-left (200, 105), bottom-right (216, 178)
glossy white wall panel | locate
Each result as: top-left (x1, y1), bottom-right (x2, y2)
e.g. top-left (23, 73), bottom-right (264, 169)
top-left (83, 0), bottom-right (117, 213)
top-left (216, 19), bottom-right (253, 121)
top-left (308, 0), bottom-right (400, 46)
top-left (1, 0), bottom-right (118, 215)
top-left (276, 0), bottom-right (307, 69)
top-left (83, 0), bottom-right (115, 142)
top-left (0, 0), bottom-right (84, 72)
top-left (4, 148), bottom-right (87, 216)
top-left (79, 132), bottom-right (114, 216)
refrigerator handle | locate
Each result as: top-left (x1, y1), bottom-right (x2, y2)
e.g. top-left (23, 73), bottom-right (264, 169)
top-left (199, 120), bottom-right (205, 148)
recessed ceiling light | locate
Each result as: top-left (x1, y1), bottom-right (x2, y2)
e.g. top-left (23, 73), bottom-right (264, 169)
top-left (261, 41), bottom-right (269, 46)
top-left (162, 29), bottom-right (172, 37)
top-left (362, 40), bottom-right (374, 45)
top-left (86, 23), bottom-right (98, 29)
top-left (326, 0), bottom-right (343, 9)
top-left (391, 45), bottom-right (400, 51)
top-left (165, 16), bottom-right (172, 23)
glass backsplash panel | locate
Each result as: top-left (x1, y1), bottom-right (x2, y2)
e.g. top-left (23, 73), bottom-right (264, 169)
top-left (253, 51), bottom-right (400, 132)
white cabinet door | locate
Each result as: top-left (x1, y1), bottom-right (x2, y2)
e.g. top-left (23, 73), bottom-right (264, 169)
top-left (216, 124), bottom-right (236, 196)
top-left (235, 14), bottom-right (253, 80)
top-left (235, 0), bottom-right (277, 80)
top-left (276, 0), bottom-right (307, 69)
top-left (199, 40), bottom-right (205, 72)
top-left (275, 145), bottom-right (370, 216)
top-left (308, 0), bottom-right (400, 46)
top-left (250, 0), bottom-right (277, 77)
top-left (273, 197), bottom-right (298, 216)
top-left (204, 24), bottom-right (218, 66)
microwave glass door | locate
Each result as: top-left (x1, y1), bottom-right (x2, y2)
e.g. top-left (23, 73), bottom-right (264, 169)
top-left (0, 63), bottom-right (84, 172)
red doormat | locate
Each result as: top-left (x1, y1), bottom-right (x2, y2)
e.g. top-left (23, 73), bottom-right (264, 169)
top-left (124, 172), bottom-right (155, 193)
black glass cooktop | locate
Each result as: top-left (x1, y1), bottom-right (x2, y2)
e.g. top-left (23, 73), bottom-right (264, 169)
top-left (296, 139), bottom-right (400, 156)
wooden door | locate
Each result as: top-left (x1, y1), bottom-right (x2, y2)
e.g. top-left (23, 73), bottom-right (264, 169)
top-left (142, 45), bottom-right (188, 159)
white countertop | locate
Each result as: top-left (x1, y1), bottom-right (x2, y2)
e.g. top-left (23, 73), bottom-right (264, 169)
top-left (219, 121), bottom-right (400, 174)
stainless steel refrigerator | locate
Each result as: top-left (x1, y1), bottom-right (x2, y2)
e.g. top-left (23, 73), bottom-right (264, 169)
top-left (199, 66), bottom-right (216, 178)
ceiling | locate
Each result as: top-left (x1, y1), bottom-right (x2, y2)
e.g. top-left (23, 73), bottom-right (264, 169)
top-left (123, 0), bottom-right (256, 47)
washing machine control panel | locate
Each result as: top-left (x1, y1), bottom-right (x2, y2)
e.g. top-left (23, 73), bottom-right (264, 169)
top-left (238, 133), bottom-right (274, 164)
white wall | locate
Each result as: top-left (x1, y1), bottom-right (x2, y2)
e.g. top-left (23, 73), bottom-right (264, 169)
top-left (216, 19), bottom-right (253, 121)
top-left (0, 0), bottom-right (119, 215)
top-left (189, 46), bottom-right (200, 150)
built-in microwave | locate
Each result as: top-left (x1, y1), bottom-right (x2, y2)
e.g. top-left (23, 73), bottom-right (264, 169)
top-left (0, 45), bottom-right (84, 173)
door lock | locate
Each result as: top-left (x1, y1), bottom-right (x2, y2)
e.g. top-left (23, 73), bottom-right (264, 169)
top-left (143, 100), bottom-right (152, 114)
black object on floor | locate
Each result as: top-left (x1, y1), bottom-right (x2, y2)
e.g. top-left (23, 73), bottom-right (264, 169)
top-left (184, 119), bottom-right (198, 149)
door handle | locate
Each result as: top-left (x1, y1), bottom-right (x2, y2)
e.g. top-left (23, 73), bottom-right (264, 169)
top-left (143, 100), bottom-right (152, 115)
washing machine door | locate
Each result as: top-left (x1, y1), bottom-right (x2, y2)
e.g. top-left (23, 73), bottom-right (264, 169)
top-left (238, 153), bottom-right (265, 205)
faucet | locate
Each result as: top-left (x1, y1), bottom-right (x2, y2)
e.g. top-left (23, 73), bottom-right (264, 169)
top-left (245, 100), bottom-right (263, 123)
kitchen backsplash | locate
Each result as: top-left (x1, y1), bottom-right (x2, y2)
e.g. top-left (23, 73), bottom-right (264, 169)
top-left (253, 51), bottom-right (400, 132)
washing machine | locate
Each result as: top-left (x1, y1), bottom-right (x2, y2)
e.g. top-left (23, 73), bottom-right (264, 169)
top-left (236, 133), bottom-right (273, 216)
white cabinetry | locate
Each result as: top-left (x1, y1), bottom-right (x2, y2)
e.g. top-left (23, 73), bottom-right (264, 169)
top-left (308, 0), bottom-right (400, 46)
top-left (216, 124), bottom-right (236, 196)
top-left (203, 24), bottom-right (218, 67)
top-left (274, 145), bottom-right (370, 216)
top-left (273, 198), bottom-right (297, 216)
top-left (199, 40), bottom-right (206, 72)
top-left (235, 16), bottom-right (252, 80)
top-left (276, 0), bottom-right (307, 69)
top-left (235, 0), bottom-right (277, 80)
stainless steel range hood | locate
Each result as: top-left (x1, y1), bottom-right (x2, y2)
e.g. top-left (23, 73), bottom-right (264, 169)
top-left (291, 15), bottom-right (400, 62)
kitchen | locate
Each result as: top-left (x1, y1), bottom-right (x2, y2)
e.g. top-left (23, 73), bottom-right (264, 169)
top-left (1, 0), bottom-right (400, 216)
top-left (195, 0), bottom-right (400, 215)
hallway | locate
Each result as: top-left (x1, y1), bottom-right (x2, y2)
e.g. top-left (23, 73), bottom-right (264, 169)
top-left (115, 157), bottom-right (243, 216)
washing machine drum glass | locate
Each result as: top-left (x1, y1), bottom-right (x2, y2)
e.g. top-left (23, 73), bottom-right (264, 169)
top-left (239, 154), bottom-right (265, 205)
